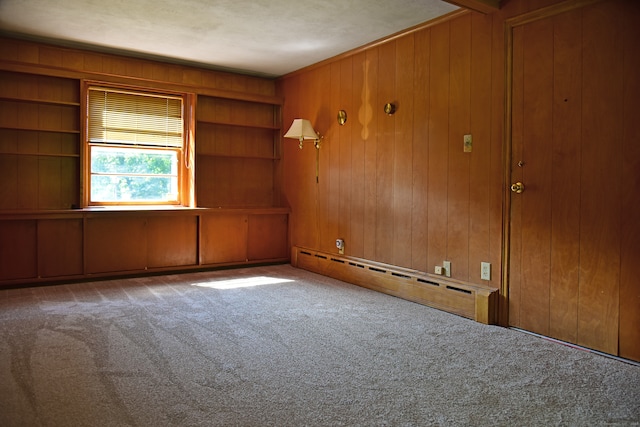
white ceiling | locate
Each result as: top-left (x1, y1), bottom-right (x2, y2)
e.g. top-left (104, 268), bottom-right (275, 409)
top-left (0, 0), bottom-right (459, 77)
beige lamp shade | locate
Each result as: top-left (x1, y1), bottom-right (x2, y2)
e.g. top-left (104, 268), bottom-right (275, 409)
top-left (284, 119), bottom-right (319, 148)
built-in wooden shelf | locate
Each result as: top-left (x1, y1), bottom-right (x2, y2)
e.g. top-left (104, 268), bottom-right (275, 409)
top-left (0, 151), bottom-right (80, 158)
top-left (0, 125), bottom-right (80, 134)
top-left (0, 96), bottom-right (80, 107)
top-left (197, 119), bottom-right (280, 130)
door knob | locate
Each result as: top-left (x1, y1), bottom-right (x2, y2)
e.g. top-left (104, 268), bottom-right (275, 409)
top-left (510, 182), bottom-right (525, 194)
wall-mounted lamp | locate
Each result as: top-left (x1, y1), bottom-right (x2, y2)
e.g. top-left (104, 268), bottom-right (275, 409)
top-left (284, 118), bottom-right (323, 183)
top-left (284, 118), bottom-right (322, 149)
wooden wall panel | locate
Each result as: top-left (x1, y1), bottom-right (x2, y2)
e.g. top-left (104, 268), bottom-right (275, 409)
top-left (426, 22), bottom-right (450, 273)
top-left (577, 1), bottom-right (622, 355)
top-left (410, 28), bottom-right (430, 273)
top-left (468, 12), bottom-right (493, 284)
top-left (338, 57), bottom-right (353, 257)
top-left (375, 41), bottom-right (396, 265)
top-left (326, 62), bottom-right (341, 255)
top-left (447, 14), bottom-right (472, 280)
top-left (315, 65), bottom-right (331, 253)
top-left (349, 52), bottom-right (366, 259)
top-left (393, 35), bottom-right (414, 269)
top-left (362, 49), bottom-right (379, 261)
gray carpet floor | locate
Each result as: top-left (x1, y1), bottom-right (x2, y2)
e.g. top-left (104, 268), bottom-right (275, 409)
top-left (0, 264), bottom-right (638, 426)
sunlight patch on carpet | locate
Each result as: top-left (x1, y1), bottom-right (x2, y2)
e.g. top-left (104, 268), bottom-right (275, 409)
top-left (191, 276), bottom-right (294, 290)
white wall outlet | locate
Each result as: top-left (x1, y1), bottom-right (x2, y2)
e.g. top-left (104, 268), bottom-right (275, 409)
top-left (481, 262), bottom-right (491, 281)
top-left (443, 261), bottom-right (451, 277)
top-left (336, 238), bottom-right (345, 254)
top-left (434, 265), bottom-right (444, 275)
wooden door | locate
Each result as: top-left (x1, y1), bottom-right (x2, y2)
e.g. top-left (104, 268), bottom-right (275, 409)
top-left (508, 0), bottom-right (640, 360)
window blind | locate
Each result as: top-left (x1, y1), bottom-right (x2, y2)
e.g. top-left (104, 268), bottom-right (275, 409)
top-left (88, 87), bottom-right (183, 148)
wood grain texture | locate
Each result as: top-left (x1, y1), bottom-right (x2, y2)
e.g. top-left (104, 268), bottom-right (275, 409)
top-left (519, 17), bottom-right (554, 336)
top-left (375, 41), bottom-right (395, 265)
top-left (426, 22), bottom-right (450, 274)
top-left (85, 217), bottom-right (147, 274)
top-left (468, 12), bottom-right (493, 285)
top-left (410, 28), bottom-right (430, 274)
top-left (508, 25), bottom-right (525, 328)
top-left (38, 219), bottom-right (83, 277)
top-left (247, 214), bottom-right (288, 261)
top-left (201, 213), bottom-right (248, 264)
top-left (577, 1), bottom-right (622, 355)
top-left (0, 220), bottom-right (37, 280)
top-left (619, 0), bottom-right (640, 362)
top-left (447, 14), bottom-right (471, 280)
top-left (548, 8), bottom-right (582, 345)
top-left (147, 216), bottom-right (198, 268)
top-left (393, 34), bottom-right (414, 269)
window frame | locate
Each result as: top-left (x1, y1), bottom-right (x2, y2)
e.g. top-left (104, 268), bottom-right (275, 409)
top-left (81, 81), bottom-right (195, 208)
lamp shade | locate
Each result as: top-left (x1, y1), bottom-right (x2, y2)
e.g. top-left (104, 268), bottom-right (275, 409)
top-left (284, 119), bottom-right (318, 141)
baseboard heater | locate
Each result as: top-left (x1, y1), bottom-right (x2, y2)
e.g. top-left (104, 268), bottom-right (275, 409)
top-left (291, 246), bottom-right (498, 325)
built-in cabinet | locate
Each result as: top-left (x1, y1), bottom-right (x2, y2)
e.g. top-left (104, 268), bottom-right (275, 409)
top-left (0, 38), bottom-right (289, 286)
top-left (0, 210), bottom-right (288, 284)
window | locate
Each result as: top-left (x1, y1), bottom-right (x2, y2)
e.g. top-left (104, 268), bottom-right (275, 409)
top-left (85, 84), bottom-right (192, 206)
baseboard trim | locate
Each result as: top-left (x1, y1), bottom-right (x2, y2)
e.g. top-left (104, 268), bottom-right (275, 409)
top-left (291, 246), bottom-right (498, 324)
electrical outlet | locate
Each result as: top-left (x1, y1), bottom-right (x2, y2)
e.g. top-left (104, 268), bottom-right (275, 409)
top-left (434, 265), bottom-right (444, 275)
top-left (443, 261), bottom-right (451, 278)
top-left (481, 262), bottom-right (491, 281)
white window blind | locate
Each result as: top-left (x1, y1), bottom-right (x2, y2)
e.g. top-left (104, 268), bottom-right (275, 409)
top-left (88, 87), bottom-right (183, 148)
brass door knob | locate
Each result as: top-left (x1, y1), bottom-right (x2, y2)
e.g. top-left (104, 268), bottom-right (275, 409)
top-left (510, 182), bottom-right (525, 193)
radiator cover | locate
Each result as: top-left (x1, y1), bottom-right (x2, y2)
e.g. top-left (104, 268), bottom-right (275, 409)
top-left (292, 246), bottom-right (498, 324)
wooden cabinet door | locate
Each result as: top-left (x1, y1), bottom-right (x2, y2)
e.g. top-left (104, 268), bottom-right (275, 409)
top-left (508, 0), bottom-right (639, 360)
top-left (147, 216), bottom-right (197, 268)
top-left (85, 217), bottom-right (146, 273)
top-left (38, 219), bottom-right (83, 277)
top-left (247, 214), bottom-right (288, 261)
top-left (200, 214), bottom-right (248, 264)
top-left (0, 220), bottom-right (37, 281)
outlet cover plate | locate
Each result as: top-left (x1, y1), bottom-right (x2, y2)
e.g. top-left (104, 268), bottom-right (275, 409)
top-left (443, 261), bottom-right (451, 277)
top-left (481, 262), bottom-right (491, 281)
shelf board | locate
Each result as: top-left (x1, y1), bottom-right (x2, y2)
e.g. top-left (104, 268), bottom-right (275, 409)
top-left (196, 119), bottom-right (280, 131)
top-left (0, 96), bottom-right (80, 107)
top-left (0, 151), bottom-right (80, 158)
top-left (196, 153), bottom-right (279, 160)
top-left (0, 126), bottom-right (80, 134)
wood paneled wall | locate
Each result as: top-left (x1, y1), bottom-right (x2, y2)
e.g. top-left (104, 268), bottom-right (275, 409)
top-left (278, 0), bottom-right (639, 361)
top-left (278, 10), bottom-right (504, 287)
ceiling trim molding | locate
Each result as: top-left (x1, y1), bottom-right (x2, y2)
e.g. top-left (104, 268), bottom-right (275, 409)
top-left (444, 0), bottom-right (500, 14)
